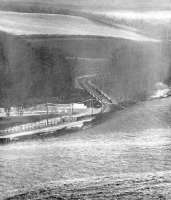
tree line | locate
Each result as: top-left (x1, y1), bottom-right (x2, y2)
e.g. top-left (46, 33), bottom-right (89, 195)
top-left (0, 43), bottom-right (73, 109)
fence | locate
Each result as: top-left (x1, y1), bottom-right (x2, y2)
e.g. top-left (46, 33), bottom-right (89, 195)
top-left (0, 99), bottom-right (97, 135)
top-left (0, 116), bottom-right (77, 135)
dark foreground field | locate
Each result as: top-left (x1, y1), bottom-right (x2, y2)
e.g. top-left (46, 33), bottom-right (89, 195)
top-left (6, 173), bottom-right (171, 199)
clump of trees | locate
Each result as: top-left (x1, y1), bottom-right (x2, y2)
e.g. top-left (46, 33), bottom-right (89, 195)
top-left (0, 41), bottom-right (13, 108)
top-left (29, 46), bottom-right (73, 101)
top-left (103, 42), bottom-right (166, 102)
top-left (0, 41), bottom-right (73, 109)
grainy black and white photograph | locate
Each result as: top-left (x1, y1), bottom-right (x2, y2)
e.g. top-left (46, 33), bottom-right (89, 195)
top-left (0, 0), bottom-right (171, 199)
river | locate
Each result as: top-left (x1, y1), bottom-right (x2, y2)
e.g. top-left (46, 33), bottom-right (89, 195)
top-left (1, 97), bottom-right (171, 199)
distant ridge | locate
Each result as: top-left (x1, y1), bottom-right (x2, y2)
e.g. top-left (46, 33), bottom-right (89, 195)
top-left (0, 11), bottom-right (159, 42)
top-left (0, 0), bottom-right (171, 13)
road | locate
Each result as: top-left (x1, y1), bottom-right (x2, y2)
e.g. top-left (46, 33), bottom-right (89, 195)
top-left (76, 75), bottom-right (113, 104)
top-left (0, 75), bottom-right (109, 142)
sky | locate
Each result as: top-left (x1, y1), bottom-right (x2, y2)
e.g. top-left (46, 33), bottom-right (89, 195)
top-left (0, 0), bottom-right (171, 11)
top-left (0, 11), bottom-right (159, 41)
top-left (0, 0), bottom-right (169, 37)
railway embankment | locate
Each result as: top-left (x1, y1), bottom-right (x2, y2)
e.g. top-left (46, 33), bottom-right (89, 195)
top-left (0, 76), bottom-right (113, 143)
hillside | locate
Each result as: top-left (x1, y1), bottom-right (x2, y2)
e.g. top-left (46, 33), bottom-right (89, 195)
top-left (19, 35), bottom-right (170, 103)
top-left (0, 34), bottom-right (74, 107)
top-left (0, 8), bottom-right (170, 107)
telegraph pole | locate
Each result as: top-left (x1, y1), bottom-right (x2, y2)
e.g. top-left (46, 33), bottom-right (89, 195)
top-left (46, 102), bottom-right (49, 125)
top-left (91, 99), bottom-right (93, 116)
top-left (101, 101), bottom-right (103, 113)
top-left (71, 103), bottom-right (73, 115)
